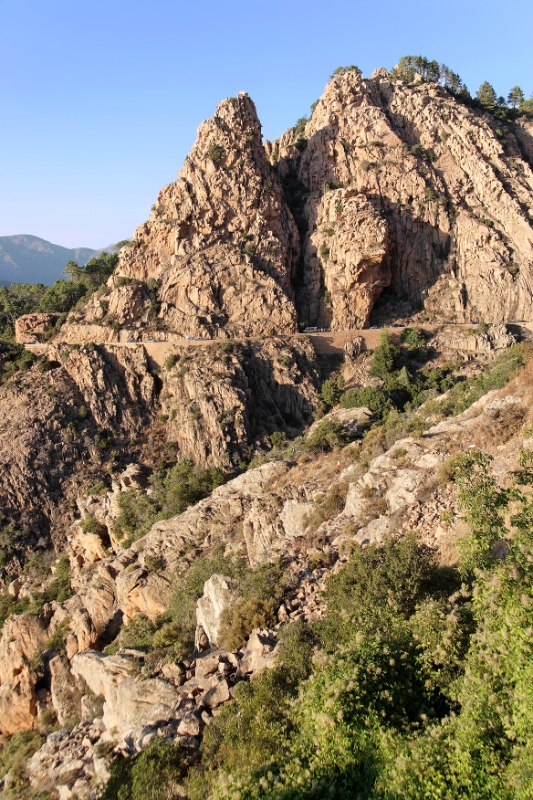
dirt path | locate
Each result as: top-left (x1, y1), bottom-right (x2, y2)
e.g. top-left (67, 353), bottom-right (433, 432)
top-left (23, 322), bottom-right (533, 368)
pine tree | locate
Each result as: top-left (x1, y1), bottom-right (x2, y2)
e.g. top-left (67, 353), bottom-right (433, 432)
top-left (63, 260), bottom-right (83, 282)
top-left (507, 86), bottom-right (525, 108)
top-left (476, 81), bottom-right (497, 107)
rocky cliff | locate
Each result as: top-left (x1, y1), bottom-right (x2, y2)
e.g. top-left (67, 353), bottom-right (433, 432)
top-left (3, 62), bottom-right (533, 798)
top-left (0, 347), bottom-right (531, 797)
top-left (57, 67), bottom-right (533, 345)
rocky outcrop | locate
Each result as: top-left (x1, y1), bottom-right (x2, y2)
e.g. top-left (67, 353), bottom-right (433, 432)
top-left (298, 189), bottom-right (391, 329)
top-left (432, 322), bottom-right (517, 353)
top-left (63, 93), bottom-right (300, 342)
top-left (515, 117), bottom-right (533, 167)
top-left (159, 336), bottom-right (320, 467)
top-left (0, 344), bottom-right (157, 573)
top-left (27, 632), bottom-right (279, 797)
top-left (196, 574), bottom-right (235, 647)
top-left (272, 68), bottom-right (533, 325)
top-left (0, 361), bottom-right (92, 558)
top-left (52, 69), bottom-right (533, 346)
top-left (15, 313), bottom-right (59, 344)
top-left (0, 614), bottom-right (48, 735)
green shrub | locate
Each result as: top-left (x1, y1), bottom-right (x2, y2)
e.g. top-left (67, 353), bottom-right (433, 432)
top-left (0, 729), bottom-right (44, 793)
top-left (319, 532), bottom-right (437, 649)
top-left (117, 276), bottom-right (137, 288)
top-left (305, 419), bottom-right (350, 451)
top-left (340, 385), bottom-right (392, 419)
top-left (0, 592), bottom-right (30, 631)
top-left (164, 353), bottom-right (177, 370)
top-left (219, 597), bottom-right (278, 650)
top-left (104, 614), bottom-right (160, 655)
top-left (100, 739), bottom-right (188, 800)
top-left (114, 459), bottom-right (230, 546)
top-left (401, 326), bottom-right (426, 348)
top-left (369, 329), bottom-right (400, 383)
top-left (37, 358), bottom-right (61, 372)
top-left (86, 481), bottom-right (109, 495)
top-left (319, 243), bottom-right (330, 262)
top-left (217, 339), bottom-right (235, 353)
top-left (44, 618), bottom-right (71, 653)
top-left (206, 144), bottom-right (225, 164)
top-left (320, 378), bottom-right (341, 408)
top-left (294, 116), bottom-right (308, 137)
top-left (269, 430), bottom-right (287, 449)
top-left (308, 550), bottom-right (335, 570)
top-left (330, 65), bottom-right (362, 78)
top-left (80, 514), bottom-right (106, 535)
top-left (26, 554), bottom-right (73, 613)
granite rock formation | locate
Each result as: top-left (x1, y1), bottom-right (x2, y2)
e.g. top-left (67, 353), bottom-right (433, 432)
top-left (55, 68), bottom-right (533, 344)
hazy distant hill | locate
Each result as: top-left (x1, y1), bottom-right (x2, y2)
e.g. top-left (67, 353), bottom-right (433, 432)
top-left (0, 234), bottom-right (119, 286)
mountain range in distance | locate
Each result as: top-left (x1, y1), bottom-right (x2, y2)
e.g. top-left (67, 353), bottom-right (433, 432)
top-left (0, 234), bottom-right (122, 287)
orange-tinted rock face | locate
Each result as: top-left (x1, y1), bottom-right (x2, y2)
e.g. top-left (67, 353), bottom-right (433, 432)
top-left (70, 93), bottom-right (300, 341)
top-left (289, 69), bottom-right (533, 324)
top-left (53, 73), bottom-right (533, 343)
top-left (15, 313), bottom-right (59, 344)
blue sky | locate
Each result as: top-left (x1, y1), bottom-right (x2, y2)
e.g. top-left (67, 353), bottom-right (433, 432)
top-left (1, 0), bottom-right (531, 248)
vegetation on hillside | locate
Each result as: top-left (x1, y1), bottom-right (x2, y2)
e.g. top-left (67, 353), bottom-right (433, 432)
top-left (389, 54), bottom-right (533, 122)
top-left (113, 458), bottom-right (231, 547)
top-left (336, 329), bottom-right (527, 422)
top-left (101, 449), bottom-right (533, 800)
top-left (0, 251), bottom-right (118, 341)
top-left (105, 547), bottom-right (287, 665)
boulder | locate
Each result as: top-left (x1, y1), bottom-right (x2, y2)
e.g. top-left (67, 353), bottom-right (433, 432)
top-left (343, 337), bottom-right (365, 361)
top-left (196, 574), bottom-right (235, 647)
top-left (195, 650), bottom-right (224, 678)
top-left (201, 676), bottom-right (231, 709)
top-left (238, 629), bottom-right (278, 676)
top-left (0, 614), bottom-right (48, 734)
top-left (49, 655), bottom-right (83, 726)
top-left (71, 650), bottom-right (179, 737)
top-left (105, 677), bottom-right (179, 735)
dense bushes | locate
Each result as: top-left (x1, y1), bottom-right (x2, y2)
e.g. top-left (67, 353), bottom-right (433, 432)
top-left (0, 342), bottom-right (35, 381)
top-left (338, 331), bottom-right (525, 424)
top-left (187, 622), bottom-right (315, 800)
top-left (0, 730), bottom-right (45, 796)
top-left (218, 559), bottom-right (287, 649)
top-left (421, 343), bottom-right (528, 419)
top-left (340, 385), bottom-right (392, 419)
top-left (169, 451), bottom-right (533, 800)
top-left (100, 739), bottom-right (188, 800)
top-left (305, 419), bottom-right (350, 452)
